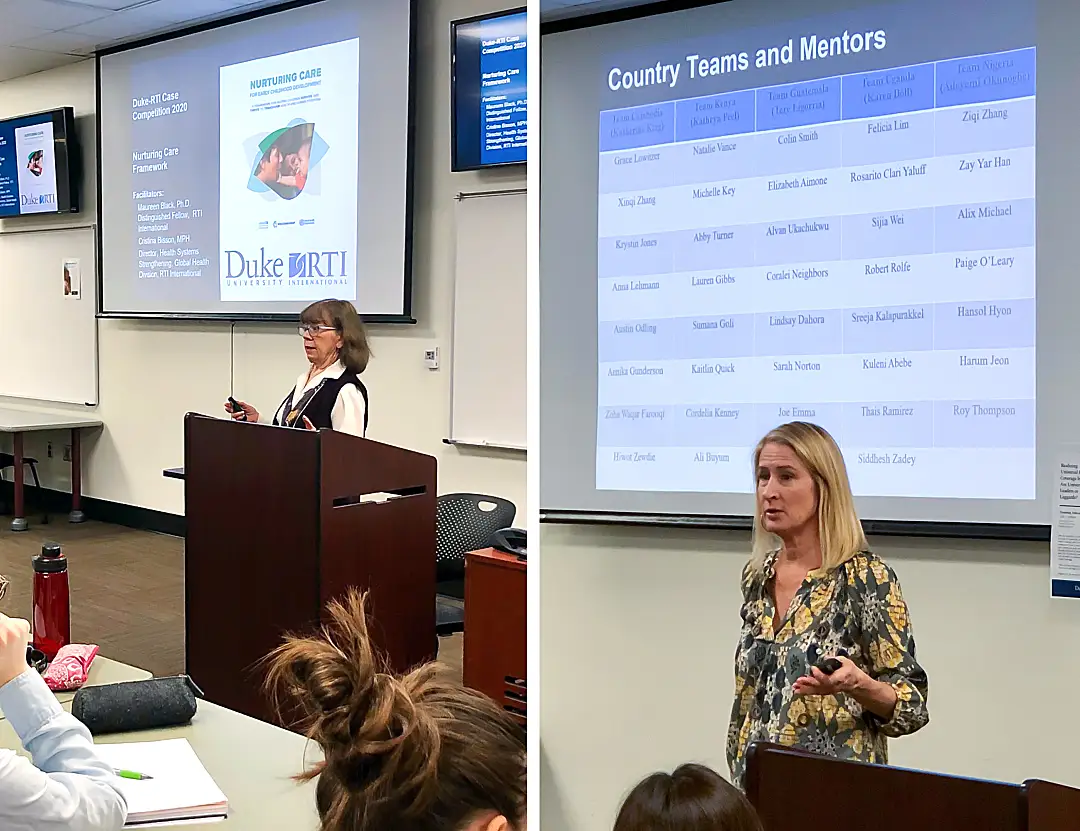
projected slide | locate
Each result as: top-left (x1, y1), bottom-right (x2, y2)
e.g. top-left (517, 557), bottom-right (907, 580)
top-left (218, 39), bottom-right (359, 302)
top-left (98, 0), bottom-right (412, 318)
top-left (0, 117), bottom-right (59, 217)
top-left (128, 38), bottom-right (359, 304)
top-left (596, 46), bottom-right (1035, 500)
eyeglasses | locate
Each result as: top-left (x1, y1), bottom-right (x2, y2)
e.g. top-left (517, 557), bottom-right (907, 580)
top-left (298, 324), bottom-right (337, 336)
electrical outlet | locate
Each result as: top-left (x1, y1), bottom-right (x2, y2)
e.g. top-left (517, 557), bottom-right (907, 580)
top-left (63, 445), bottom-right (72, 462)
top-left (47, 443), bottom-right (53, 458)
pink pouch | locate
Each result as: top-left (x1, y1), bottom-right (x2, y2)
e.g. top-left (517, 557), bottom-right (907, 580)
top-left (43, 644), bottom-right (100, 692)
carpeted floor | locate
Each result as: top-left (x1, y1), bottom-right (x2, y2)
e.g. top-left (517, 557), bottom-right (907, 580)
top-left (0, 519), bottom-right (461, 680)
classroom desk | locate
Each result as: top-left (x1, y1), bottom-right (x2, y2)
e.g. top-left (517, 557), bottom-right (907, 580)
top-left (0, 659), bottom-right (319, 829)
top-left (0, 407), bottom-right (102, 531)
top-left (0, 657), bottom-right (151, 721)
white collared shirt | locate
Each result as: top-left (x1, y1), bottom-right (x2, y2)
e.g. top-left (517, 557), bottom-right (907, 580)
top-left (0, 669), bottom-right (127, 830)
top-left (267, 360), bottom-right (367, 437)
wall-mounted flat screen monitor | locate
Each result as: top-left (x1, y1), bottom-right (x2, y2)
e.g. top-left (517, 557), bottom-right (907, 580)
top-left (452, 8), bottom-right (527, 171)
top-left (0, 107), bottom-right (79, 218)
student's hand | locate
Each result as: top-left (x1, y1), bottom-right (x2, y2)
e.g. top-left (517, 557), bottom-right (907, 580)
top-left (301, 416), bottom-right (316, 431)
top-left (0, 613), bottom-right (32, 688)
top-left (223, 400), bottom-right (258, 422)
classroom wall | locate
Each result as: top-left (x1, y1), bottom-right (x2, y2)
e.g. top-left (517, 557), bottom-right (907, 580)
top-left (0, 0), bottom-right (527, 519)
top-left (539, 523), bottom-right (1080, 831)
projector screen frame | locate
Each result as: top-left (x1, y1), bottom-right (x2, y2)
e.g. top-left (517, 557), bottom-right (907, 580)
top-left (93, 0), bottom-right (419, 325)
top-left (539, 0), bottom-right (1049, 542)
top-left (450, 5), bottom-right (528, 173)
top-left (539, 0), bottom-right (730, 36)
top-left (539, 510), bottom-right (1050, 542)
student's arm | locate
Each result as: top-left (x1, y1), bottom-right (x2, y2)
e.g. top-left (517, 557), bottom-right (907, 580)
top-left (0, 672), bottom-right (127, 830)
top-left (332, 384), bottom-right (368, 437)
top-left (0, 615), bottom-right (126, 831)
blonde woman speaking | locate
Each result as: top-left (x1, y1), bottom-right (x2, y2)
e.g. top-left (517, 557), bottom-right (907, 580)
top-left (727, 422), bottom-right (929, 787)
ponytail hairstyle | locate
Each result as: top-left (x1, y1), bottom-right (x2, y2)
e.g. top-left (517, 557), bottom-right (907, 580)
top-left (264, 590), bottom-right (526, 831)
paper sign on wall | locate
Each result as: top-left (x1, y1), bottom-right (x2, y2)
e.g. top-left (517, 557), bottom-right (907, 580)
top-left (63, 258), bottom-right (80, 299)
top-left (1051, 452), bottom-right (1080, 598)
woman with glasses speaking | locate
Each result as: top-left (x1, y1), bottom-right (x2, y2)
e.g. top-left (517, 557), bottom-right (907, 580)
top-left (224, 299), bottom-right (370, 437)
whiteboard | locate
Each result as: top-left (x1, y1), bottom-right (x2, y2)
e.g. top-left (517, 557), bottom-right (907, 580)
top-left (449, 191), bottom-right (526, 450)
top-left (0, 225), bottom-right (99, 405)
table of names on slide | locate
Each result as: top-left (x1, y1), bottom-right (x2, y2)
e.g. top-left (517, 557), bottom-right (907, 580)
top-left (595, 47), bottom-right (1035, 499)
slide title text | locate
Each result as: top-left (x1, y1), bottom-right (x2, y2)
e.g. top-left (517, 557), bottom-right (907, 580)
top-left (608, 28), bottom-right (888, 91)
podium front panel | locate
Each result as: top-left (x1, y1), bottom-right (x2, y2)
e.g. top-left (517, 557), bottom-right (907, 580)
top-left (184, 416), bottom-right (322, 722)
top-left (745, 744), bottom-right (1023, 831)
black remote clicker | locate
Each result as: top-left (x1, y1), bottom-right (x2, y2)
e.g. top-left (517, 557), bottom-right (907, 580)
top-left (228, 397), bottom-right (247, 421)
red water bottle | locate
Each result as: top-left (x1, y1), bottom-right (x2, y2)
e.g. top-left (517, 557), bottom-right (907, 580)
top-left (32, 543), bottom-right (70, 661)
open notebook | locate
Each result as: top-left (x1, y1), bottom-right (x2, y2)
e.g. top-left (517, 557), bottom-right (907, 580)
top-left (93, 739), bottom-right (228, 826)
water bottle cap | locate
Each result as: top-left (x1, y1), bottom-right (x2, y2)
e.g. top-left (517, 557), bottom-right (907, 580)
top-left (33, 543), bottom-right (67, 574)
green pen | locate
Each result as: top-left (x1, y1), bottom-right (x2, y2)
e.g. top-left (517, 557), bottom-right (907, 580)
top-left (114, 768), bottom-right (154, 781)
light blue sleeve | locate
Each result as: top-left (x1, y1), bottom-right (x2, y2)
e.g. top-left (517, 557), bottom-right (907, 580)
top-left (0, 669), bottom-right (127, 831)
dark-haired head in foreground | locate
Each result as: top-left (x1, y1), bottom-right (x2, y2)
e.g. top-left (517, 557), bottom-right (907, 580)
top-left (264, 590), bottom-right (526, 831)
top-left (614, 763), bottom-right (762, 831)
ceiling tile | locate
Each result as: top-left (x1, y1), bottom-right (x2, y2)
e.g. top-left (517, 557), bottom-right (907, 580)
top-left (64, 6), bottom-right (180, 41)
top-left (203, 0), bottom-right (300, 19)
top-left (139, 0), bottom-right (248, 25)
top-left (0, 0), bottom-right (293, 81)
top-left (0, 45), bottom-right (81, 83)
top-left (51, 0), bottom-right (144, 10)
top-left (0, 24), bottom-right (54, 48)
top-left (18, 29), bottom-right (102, 56)
top-left (67, 0), bottom-right (293, 44)
top-left (0, 0), bottom-right (113, 30)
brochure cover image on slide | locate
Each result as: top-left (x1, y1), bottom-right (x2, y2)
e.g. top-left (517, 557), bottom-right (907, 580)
top-left (14, 122), bottom-right (58, 214)
top-left (218, 38), bottom-right (360, 302)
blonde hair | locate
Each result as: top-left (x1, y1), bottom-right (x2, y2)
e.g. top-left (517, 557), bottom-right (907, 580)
top-left (750, 421), bottom-right (867, 575)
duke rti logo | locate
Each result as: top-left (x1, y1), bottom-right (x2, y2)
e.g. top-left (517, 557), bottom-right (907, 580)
top-left (21, 193), bottom-right (55, 206)
top-left (224, 247), bottom-right (348, 280)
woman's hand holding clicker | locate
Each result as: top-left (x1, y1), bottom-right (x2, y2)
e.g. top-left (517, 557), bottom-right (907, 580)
top-left (793, 656), bottom-right (866, 697)
top-left (223, 400), bottom-right (259, 422)
top-left (793, 655), bottom-right (899, 720)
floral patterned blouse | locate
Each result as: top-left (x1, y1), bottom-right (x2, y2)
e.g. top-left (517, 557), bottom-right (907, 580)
top-left (726, 549), bottom-right (929, 787)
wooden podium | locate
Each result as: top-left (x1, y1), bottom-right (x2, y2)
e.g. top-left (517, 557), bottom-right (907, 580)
top-left (745, 742), bottom-right (1080, 831)
top-left (463, 547), bottom-right (526, 724)
top-left (183, 413), bottom-right (437, 723)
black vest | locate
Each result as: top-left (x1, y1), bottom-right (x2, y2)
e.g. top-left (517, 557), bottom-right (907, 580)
top-left (273, 371), bottom-right (369, 434)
